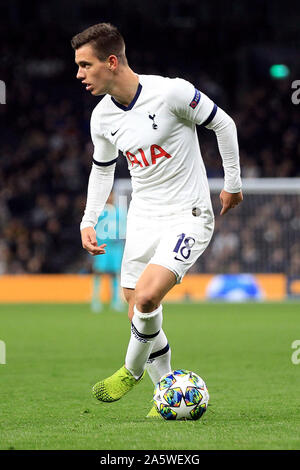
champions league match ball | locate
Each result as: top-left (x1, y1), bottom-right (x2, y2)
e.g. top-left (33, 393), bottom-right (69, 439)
top-left (153, 369), bottom-right (209, 420)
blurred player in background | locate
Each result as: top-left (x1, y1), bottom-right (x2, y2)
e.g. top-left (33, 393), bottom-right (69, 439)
top-left (72, 23), bottom-right (243, 417)
top-left (91, 191), bottom-right (126, 313)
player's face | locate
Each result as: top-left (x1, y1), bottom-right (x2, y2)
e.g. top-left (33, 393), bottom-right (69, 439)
top-left (75, 44), bottom-right (113, 96)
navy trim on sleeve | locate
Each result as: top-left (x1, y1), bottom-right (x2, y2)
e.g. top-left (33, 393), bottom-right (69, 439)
top-left (92, 157), bottom-right (118, 167)
top-left (201, 103), bottom-right (218, 127)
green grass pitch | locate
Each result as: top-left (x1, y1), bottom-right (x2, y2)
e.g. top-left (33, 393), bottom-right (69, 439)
top-left (0, 301), bottom-right (300, 450)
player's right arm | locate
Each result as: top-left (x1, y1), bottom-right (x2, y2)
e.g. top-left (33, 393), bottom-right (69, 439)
top-left (80, 109), bottom-right (118, 256)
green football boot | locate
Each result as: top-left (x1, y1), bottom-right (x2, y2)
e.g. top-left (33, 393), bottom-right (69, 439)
top-left (92, 365), bottom-right (145, 402)
top-left (146, 405), bottom-right (161, 419)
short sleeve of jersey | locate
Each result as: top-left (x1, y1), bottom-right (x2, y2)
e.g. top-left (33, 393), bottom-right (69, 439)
top-left (90, 108), bottom-right (118, 166)
top-left (163, 77), bottom-right (217, 126)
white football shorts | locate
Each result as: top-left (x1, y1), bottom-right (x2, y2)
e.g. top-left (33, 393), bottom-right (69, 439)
top-left (120, 207), bottom-right (214, 288)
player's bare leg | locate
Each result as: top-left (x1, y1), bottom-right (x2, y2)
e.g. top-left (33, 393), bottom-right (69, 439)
top-left (135, 263), bottom-right (176, 308)
top-left (122, 287), bottom-right (135, 321)
top-left (92, 265), bottom-right (176, 404)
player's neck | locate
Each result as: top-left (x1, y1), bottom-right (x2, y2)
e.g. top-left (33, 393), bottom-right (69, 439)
top-left (109, 67), bottom-right (139, 107)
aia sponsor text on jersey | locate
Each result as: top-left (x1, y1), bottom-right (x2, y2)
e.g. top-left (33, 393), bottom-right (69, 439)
top-left (125, 144), bottom-right (172, 168)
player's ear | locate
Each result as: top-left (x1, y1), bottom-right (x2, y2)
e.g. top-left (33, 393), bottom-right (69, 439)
top-left (107, 55), bottom-right (118, 71)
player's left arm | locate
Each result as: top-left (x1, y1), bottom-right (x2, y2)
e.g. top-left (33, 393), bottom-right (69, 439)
top-left (164, 78), bottom-right (243, 215)
top-left (204, 106), bottom-right (243, 215)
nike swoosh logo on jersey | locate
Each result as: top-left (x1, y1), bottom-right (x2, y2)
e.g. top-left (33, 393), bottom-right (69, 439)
top-left (111, 129), bottom-right (120, 136)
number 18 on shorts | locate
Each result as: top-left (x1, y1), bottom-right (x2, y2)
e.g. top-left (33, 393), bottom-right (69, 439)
top-left (121, 212), bottom-right (214, 288)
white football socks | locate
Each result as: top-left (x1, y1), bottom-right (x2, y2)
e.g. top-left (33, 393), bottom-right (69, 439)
top-left (125, 304), bottom-right (162, 380)
top-left (146, 329), bottom-right (172, 385)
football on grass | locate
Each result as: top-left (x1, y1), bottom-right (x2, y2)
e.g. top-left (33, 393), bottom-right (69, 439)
top-left (153, 369), bottom-right (209, 420)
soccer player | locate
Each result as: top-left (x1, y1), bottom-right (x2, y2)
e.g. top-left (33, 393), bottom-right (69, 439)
top-left (71, 23), bottom-right (243, 417)
top-left (91, 191), bottom-right (126, 312)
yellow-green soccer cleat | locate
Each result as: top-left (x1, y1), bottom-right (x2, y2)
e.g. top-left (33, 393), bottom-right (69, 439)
top-left (92, 366), bottom-right (145, 402)
top-left (146, 405), bottom-right (161, 419)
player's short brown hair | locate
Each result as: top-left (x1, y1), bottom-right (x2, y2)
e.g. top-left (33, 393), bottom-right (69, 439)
top-left (71, 23), bottom-right (127, 65)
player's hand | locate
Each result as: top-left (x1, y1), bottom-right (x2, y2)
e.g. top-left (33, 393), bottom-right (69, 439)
top-left (81, 227), bottom-right (106, 256)
top-left (219, 189), bottom-right (243, 215)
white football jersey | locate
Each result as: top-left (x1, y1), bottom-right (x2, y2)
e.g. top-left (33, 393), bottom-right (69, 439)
top-left (90, 74), bottom-right (240, 216)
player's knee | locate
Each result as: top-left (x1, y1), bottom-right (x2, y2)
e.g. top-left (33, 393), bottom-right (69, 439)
top-left (135, 290), bottom-right (159, 313)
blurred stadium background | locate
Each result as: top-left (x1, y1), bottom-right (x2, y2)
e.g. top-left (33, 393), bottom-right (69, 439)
top-left (0, 0), bottom-right (300, 302)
